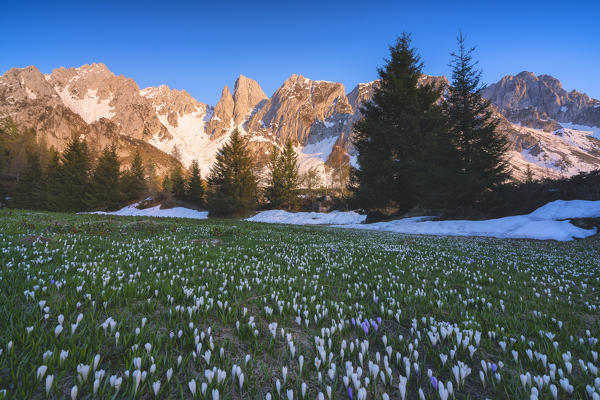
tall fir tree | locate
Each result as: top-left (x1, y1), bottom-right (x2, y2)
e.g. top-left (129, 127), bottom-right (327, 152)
top-left (89, 144), bottom-right (122, 210)
top-left (121, 150), bottom-right (147, 202)
top-left (44, 147), bottom-right (62, 211)
top-left (57, 137), bottom-right (92, 211)
top-left (206, 129), bottom-right (257, 216)
top-left (351, 33), bottom-right (447, 213)
top-left (265, 144), bottom-right (284, 207)
top-left (186, 159), bottom-right (204, 207)
top-left (170, 165), bottom-right (186, 200)
top-left (277, 139), bottom-right (300, 210)
top-left (444, 32), bottom-right (510, 209)
top-left (12, 149), bottom-right (45, 209)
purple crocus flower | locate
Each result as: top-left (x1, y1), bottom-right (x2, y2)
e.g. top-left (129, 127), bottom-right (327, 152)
top-left (351, 317), bottom-right (356, 327)
top-left (376, 317), bottom-right (382, 324)
top-left (348, 387), bottom-right (353, 400)
top-left (491, 363), bottom-right (498, 373)
top-left (50, 279), bottom-right (55, 285)
top-left (430, 376), bottom-right (438, 391)
top-left (362, 322), bottom-right (369, 335)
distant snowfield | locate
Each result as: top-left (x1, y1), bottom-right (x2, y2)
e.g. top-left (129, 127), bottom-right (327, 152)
top-left (89, 203), bottom-right (208, 220)
top-left (248, 200), bottom-right (600, 241)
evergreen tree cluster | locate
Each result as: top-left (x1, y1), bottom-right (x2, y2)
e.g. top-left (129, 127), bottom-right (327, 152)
top-left (352, 33), bottom-right (510, 216)
top-left (0, 129), bottom-right (153, 212)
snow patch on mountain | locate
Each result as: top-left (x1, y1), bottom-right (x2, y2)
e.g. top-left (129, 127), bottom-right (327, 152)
top-left (56, 87), bottom-right (115, 124)
top-left (560, 122), bottom-right (600, 139)
top-left (148, 110), bottom-right (230, 176)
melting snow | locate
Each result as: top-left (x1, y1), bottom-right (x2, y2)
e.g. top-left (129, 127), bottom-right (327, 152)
top-left (89, 203), bottom-right (208, 219)
top-left (246, 210), bottom-right (366, 225)
top-left (247, 200), bottom-right (600, 241)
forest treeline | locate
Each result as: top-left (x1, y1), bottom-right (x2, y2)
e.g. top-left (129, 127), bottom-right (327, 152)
top-left (2, 33), bottom-right (600, 218)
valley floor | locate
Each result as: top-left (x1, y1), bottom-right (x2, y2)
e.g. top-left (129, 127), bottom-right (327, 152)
top-left (0, 210), bottom-right (599, 399)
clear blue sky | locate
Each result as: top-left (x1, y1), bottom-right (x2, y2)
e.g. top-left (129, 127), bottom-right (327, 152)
top-left (1, 0), bottom-right (598, 105)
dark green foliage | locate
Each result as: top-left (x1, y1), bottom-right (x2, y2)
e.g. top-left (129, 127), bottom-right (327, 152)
top-left (444, 33), bottom-right (510, 209)
top-left (43, 148), bottom-right (62, 210)
top-left (206, 129), bottom-right (257, 216)
top-left (11, 149), bottom-right (45, 209)
top-left (186, 159), bottom-right (205, 207)
top-left (56, 137), bottom-right (92, 212)
top-left (267, 140), bottom-right (300, 210)
top-left (170, 166), bottom-right (186, 200)
top-left (121, 150), bottom-right (147, 202)
top-left (89, 145), bottom-right (122, 210)
top-left (351, 33), bottom-right (448, 212)
top-left (265, 145), bottom-right (283, 207)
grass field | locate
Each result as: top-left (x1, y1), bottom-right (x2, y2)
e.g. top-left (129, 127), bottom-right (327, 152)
top-left (0, 210), bottom-right (599, 399)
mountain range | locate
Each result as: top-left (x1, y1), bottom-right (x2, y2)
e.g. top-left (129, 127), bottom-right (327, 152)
top-left (1, 63), bottom-right (599, 182)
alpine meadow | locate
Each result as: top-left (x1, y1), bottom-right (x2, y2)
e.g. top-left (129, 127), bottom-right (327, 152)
top-left (1, 1), bottom-right (600, 399)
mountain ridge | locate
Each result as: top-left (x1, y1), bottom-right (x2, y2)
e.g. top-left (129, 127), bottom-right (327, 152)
top-left (2, 64), bottom-right (599, 183)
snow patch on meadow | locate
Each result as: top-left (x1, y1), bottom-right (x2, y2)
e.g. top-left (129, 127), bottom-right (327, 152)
top-left (246, 209), bottom-right (366, 225)
top-left (339, 200), bottom-right (599, 241)
top-left (248, 200), bottom-right (600, 241)
top-left (89, 203), bottom-right (208, 220)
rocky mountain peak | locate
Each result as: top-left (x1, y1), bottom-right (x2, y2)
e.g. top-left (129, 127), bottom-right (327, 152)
top-left (244, 74), bottom-right (352, 146)
top-left (483, 71), bottom-right (600, 129)
top-left (233, 75), bottom-right (267, 126)
top-left (206, 85), bottom-right (234, 138)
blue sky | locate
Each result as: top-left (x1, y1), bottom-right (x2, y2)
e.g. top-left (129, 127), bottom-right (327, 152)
top-left (1, 0), bottom-right (598, 105)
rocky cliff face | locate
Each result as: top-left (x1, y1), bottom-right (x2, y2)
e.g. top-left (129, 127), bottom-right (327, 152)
top-left (0, 64), bottom-right (178, 174)
top-left (483, 71), bottom-right (600, 129)
top-left (2, 63), bottom-right (600, 182)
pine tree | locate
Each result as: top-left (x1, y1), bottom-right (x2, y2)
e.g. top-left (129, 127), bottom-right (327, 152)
top-left (57, 137), bottom-right (92, 211)
top-left (524, 164), bottom-right (535, 184)
top-left (351, 33), bottom-right (447, 213)
top-left (444, 32), bottom-right (510, 209)
top-left (170, 166), bottom-right (186, 200)
top-left (12, 149), bottom-right (45, 209)
top-left (206, 129), bottom-right (257, 216)
top-left (89, 144), bottom-right (122, 210)
top-left (301, 167), bottom-right (321, 209)
top-left (44, 147), bottom-right (62, 211)
top-left (278, 139), bottom-right (300, 210)
top-left (121, 150), bottom-right (147, 202)
top-left (186, 159), bottom-right (204, 207)
top-left (265, 144), bottom-right (284, 207)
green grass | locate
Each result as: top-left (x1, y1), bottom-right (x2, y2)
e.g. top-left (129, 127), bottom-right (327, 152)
top-left (0, 209), bottom-right (599, 399)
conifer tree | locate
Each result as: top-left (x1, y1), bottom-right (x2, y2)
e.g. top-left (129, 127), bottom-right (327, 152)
top-left (170, 165), bottom-right (186, 200)
top-left (12, 149), bottom-right (44, 209)
top-left (57, 137), bottom-right (92, 211)
top-left (121, 150), bottom-right (147, 202)
top-left (265, 144), bottom-right (284, 207)
top-left (266, 140), bottom-right (300, 210)
top-left (44, 147), bottom-right (62, 211)
top-left (278, 139), bottom-right (300, 210)
top-left (301, 167), bottom-right (321, 209)
top-left (206, 129), bottom-right (257, 216)
top-left (89, 144), bottom-right (122, 210)
top-left (444, 32), bottom-right (510, 208)
top-left (186, 159), bottom-right (204, 207)
top-left (351, 33), bottom-right (447, 212)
